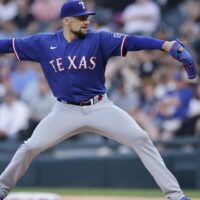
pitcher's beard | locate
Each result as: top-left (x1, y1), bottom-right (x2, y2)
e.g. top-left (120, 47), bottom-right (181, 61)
top-left (72, 29), bottom-right (87, 38)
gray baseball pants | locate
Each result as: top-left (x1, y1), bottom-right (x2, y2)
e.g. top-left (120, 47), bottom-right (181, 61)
top-left (0, 96), bottom-right (184, 199)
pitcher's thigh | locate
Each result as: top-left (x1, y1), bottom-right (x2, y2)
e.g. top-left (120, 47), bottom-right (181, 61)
top-left (25, 107), bottom-right (83, 153)
top-left (90, 105), bottom-right (149, 146)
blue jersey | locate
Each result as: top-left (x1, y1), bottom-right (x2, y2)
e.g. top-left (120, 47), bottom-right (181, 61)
top-left (12, 29), bottom-right (127, 102)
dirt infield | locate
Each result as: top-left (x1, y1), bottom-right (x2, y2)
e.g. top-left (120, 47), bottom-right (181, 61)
top-left (60, 196), bottom-right (200, 200)
top-left (60, 196), bottom-right (163, 200)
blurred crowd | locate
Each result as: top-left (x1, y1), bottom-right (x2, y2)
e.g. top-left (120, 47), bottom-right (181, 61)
top-left (0, 0), bottom-right (200, 143)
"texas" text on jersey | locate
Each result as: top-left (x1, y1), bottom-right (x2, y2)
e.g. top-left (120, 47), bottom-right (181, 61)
top-left (49, 56), bottom-right (97, 72)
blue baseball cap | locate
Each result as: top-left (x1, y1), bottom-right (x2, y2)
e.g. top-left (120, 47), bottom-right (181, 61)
top-left (60, 0), bottom-right (96, 18)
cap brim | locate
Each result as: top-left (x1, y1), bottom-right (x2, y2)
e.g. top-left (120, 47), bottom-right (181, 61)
top-left (72, 11), bottom-right (96, 17)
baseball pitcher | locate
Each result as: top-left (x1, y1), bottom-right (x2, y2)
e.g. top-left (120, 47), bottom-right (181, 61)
top-left (0, 1), bottom-right (197, 199)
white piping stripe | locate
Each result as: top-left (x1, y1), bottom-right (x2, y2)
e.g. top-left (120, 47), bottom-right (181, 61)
top-left (121, 35), bottom-right (128, 57)
top-left (12, 38), bottom-right (20, 61)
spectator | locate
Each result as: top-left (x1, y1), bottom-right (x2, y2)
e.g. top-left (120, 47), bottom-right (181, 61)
top-left (137, 50), bottom-right (158, 78)
top-left (31, 0), bottom-right (63, 22)
top-left (155, 71), bottom-right (195, 140)
top-left (13, 0), bottom-right (39, 35)
top-left (175, 82), bottom-right (200, 137)
top-left (0, 0), bottom-right (18, 22)
top-left (122, 0), bottom-right (161, 35)
top-left (86, 0), bottom-right (113, 31)
top-left (134, 79), bottom-right (160, 140)
top-left (26, 74), bottom-right (55, 139)
top-left (0, 56), bottom-right (14, 97)
top-left (110, 78), bottom-right (139, 114)
top-left (0, 90), bottom-right (30, 141)
top-left (180, 0), bottom-right (200, 39)
top-left (0, 20), bottom-right (18, 38)
top-left (9, 61), bottom-right (39, 97)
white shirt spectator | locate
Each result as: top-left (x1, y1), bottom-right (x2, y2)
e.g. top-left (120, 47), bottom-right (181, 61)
top-left (0, 96), bottom-right (30, 138)
top-left (0, 0), bottom-right (18, 22)
top-left (29, 90), bottom-right (55, 120)
top-left (110, 82), bottom-right (139, 113)
top-left (122, 0), bottom-right (161, 35)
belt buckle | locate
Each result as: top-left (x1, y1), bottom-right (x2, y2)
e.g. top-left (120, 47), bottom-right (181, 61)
top-left (80, 95), bottom-right (102, 106)
top-left (93, 95), bottom-right (99, 104)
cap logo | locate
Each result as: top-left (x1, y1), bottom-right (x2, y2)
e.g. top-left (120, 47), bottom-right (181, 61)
top-left (79, 1), bottom-right (86, 9)
top-left (60, 0), bottom-right (95, 18)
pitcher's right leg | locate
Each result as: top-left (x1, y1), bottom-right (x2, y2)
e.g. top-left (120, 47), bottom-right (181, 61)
top-left (0, 102), bottom-right (84, 199)
top-left (88, 101), bottom-right (185, 200)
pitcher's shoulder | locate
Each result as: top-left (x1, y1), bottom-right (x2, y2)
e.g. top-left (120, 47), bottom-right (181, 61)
top-left (87, 29), bottom-right (107, 39)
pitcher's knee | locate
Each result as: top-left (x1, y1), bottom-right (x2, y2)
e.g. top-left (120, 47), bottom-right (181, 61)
top-left (133, 130), bottom-right (151, 144)
top-left (21, 141), bottom-right (44, 158)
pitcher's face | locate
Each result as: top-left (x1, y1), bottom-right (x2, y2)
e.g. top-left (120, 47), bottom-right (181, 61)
top-left (64, 15), bottom-right (90, 38)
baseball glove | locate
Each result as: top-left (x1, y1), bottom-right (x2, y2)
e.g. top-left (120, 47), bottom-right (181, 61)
top-left (169, 39), bottom-right (198, 79)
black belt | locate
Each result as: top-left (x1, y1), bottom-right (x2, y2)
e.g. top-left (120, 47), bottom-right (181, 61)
top-left (57, 95), bottom-right (103, 106)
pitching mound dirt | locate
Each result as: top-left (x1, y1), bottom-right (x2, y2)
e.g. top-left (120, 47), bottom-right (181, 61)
top-left (60, 196), bottom-right (163, 200)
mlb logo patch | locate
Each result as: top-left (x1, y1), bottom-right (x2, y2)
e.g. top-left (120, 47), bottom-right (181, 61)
top-left (113, 33), bottom-right (124, 38)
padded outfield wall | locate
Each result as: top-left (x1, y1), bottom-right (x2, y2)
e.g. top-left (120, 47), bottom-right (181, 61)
top-left (0, 151), bottom-right (199, 189)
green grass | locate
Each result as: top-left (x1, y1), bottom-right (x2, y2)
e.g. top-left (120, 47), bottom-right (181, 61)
top-left (13, 188), bottom-right (200, 198)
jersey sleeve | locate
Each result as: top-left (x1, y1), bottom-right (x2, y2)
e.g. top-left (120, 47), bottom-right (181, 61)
top-left (12, 34), bottom-right (43, 62)
top-left (99, 31), bottom-right (128, 58)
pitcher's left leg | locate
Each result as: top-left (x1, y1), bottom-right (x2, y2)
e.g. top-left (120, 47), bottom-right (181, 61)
top-left (0, 102), bottom-right (85, 198)
top-left (89, 102), bottom-right (184, 200)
